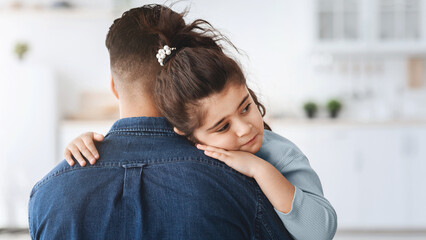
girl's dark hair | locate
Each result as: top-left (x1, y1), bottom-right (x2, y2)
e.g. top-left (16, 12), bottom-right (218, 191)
top-left (153, 11), bottom-right (270, 141)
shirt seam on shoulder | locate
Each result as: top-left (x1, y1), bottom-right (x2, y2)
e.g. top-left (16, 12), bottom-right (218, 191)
top-left (138, 157), bottom-right (251, 183)
top-left (107, 128), bottom-right (175, 136)
top-left (31, 156), bottom-right (249, 195)
top-left (31, 164), bottom-right (121, 194)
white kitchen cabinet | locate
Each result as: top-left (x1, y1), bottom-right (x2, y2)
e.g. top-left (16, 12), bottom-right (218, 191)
top-left (313, 126), bottom-right (363, 228)
top-left (406, 127), bottom-right (426, 227)
top-left (354, 127), bottom-right (409, 228)
top-left (313, 0), bottom-right (426, 54)
top-left (274, 124), bottom-right (363, 228)
top-left (317, 0), bottom-right (360, 41)
top-left (271, 120), bottom-right (426, 230)
top-left (377, 0), bottom-right (421, 40)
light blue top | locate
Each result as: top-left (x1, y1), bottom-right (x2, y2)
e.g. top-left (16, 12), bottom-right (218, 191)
top-left (256, 130), bottom-right (338, 240)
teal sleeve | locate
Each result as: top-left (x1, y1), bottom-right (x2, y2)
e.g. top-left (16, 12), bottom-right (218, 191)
top-left (273, 158), bottom-right (337, 240)
top-left (256, 131), bottom-right (337, 240)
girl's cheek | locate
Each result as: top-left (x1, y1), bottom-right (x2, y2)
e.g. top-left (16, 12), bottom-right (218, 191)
top-left (213, 136), bottom-right (236, 150)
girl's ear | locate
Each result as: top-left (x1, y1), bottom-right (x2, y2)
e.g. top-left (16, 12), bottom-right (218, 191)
top-left (173, 127), bottom-right (185, 136)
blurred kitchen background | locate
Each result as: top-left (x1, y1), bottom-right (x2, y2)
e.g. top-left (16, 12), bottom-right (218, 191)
top-left (1, 0), bottom-right (426, 239)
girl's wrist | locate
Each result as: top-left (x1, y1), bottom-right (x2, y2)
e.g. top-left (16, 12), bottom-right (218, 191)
top-left (251, 157), bottom-right (272, 179)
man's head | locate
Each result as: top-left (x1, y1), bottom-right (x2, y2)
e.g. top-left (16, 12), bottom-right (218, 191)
top-left (105, 4), bottom-right (184, 98)
top-left (106, 4), bottom-right (231, 118)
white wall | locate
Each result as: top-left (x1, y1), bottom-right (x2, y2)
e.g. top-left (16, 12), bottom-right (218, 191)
top-left (182, 0), bottom-right (316, 117)
top-left (0, 10), bottom-right (112, 117)
top-left (1, 0), bottom-right (425, 120)
top-left (0, 64), bottom-right (56, 227)
top-left (1, 0), bottom-right (316, 118)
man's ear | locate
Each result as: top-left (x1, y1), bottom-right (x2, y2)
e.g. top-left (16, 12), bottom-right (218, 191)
top-left (173, 127), bottom-right (185, 136)
top-left (110, 75), bottom-right (119, 99)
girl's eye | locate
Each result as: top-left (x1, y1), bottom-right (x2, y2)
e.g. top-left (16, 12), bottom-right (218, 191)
top-left (242, 103), bottom-right (251, 113)
top-left (217, 123), bottom-right (230, 133)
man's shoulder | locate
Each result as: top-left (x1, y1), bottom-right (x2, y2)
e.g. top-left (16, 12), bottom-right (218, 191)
top-left (29, 157), bottom-right (129, 200)
top-left (29, 131), bottom-right (258, 207)
top-left (29, 139), bottom-right (245, 199)
top-left (30, 160), bottom-right (73, 196)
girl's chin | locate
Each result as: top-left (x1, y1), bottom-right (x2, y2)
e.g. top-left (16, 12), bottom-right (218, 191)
top-left (241, 135), bottom-right (263, 153)
top-left (250, 142), bottom-right (263, 154)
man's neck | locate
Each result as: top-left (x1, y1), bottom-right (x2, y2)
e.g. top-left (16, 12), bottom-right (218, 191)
top-left (118, 96), bottom-right (162, 118)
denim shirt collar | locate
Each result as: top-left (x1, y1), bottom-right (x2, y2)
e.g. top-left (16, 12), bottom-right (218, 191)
top-left (107, 117), bottom-right (176, 136)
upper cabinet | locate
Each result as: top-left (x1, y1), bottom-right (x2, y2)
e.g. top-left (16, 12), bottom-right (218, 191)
top-left (317, 0), bottom-right (360, 41)
top-left (378, 0), bottom-right (421, 40)
top-left (313, 0), bottom-right (426, 54)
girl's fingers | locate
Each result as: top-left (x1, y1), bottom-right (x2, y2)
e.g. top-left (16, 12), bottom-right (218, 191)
top-left (196, 144), bottom-right (212, 150)
top-left (196, 144), bottom-right (206, 150)
top-left (93, 133), bottom-right (105, 142)
top-left (75, 141), bottom-right (96, 165)
top-left (204, 150), bottom-right (230, 163)
top-left (82, 135), bottom-right (100, 160)
top-left (64, 150), bottom-right (75, 166)
top-left (197, 144), bottom-right (228, 155)
top-left (67, 144), bottom-right (87, 167)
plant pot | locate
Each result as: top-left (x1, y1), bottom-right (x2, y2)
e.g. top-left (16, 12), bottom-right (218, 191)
top-left (326, 99), bottom-right (342, 119)
top-left (306, 110), bottom-right (316, 118)
top-left (303, 102), bottom-right (318, 119)
top-left (329, 110), bottom-right (339, 118)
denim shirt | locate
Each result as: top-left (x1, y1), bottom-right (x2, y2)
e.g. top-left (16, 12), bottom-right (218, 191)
top-left (28, 117), bottom-right (292, 240)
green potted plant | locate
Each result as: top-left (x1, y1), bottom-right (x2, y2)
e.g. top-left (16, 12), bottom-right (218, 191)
top-left (326, 99), bottom-right (342, 118)
top-left (14, 42), bottom-right (29, 61)
top-left (303, 101), bottom-right (318, 119)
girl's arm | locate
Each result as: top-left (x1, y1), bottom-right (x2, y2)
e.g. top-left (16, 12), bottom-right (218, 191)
top-left (197, 143), bottom-right (337, 240)
top-left (196, 144), bottom-right (295, 213)
top-left (64, 132), bottom-right (104, 166)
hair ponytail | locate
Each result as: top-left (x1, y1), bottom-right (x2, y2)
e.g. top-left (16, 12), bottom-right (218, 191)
top-left (153, 6), bottom-right (242, 65)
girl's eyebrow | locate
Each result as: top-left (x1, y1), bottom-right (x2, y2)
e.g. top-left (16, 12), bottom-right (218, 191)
top-left (207, 93), bottom-right (250, 131)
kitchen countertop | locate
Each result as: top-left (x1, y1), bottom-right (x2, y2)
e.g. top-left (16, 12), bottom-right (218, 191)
top-left (266, 117), bottom-right (426, 127)
top-left (61, 117), bottom-right (426, 129)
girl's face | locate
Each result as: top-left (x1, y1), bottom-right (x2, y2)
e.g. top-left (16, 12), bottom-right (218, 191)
top-left (192, 83), bottom-right (264, 154)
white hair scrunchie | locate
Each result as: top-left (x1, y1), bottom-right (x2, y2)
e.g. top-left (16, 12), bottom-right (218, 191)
top-left (156, 45), bottom-right (176, 66)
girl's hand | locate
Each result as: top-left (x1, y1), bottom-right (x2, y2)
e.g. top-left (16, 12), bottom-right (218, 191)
top-left (64, 132), bottom-right (104, 167)
top-left (198, 144), bottom-right (296, 214)
top-left (196, 144), bottom-right (264, 178)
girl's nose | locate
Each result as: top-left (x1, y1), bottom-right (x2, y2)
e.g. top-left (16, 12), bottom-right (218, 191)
top-left (235, 120), bottom-right (251, 137)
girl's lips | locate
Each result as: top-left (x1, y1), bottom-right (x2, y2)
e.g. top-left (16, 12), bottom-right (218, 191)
top-left (243, 135), bottom-right (257, 146)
